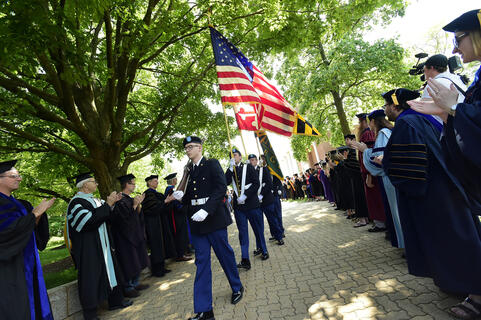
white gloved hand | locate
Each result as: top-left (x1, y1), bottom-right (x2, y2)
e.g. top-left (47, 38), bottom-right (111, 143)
top-left (173, 190), bottom-right (184, 200)
top-left (237, 194), bottom-right (247, 204)
top-left (258, 194), bottom-right (263, 201)
top-left (191, 209), bottom-right (208, 222)
top-left (278, 190), bottom-right (282, 196)
top-left (229, 158), bottom-right (235, 171)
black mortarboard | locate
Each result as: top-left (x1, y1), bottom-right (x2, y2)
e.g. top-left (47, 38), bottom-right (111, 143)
top-left (382, 88), bottom-right (420, 106)
top-left (248, 154), bottom-right (257, 159)
top-left (368, 109), bottom-right (386, 121)
top-left (424, 54), bottom-right (448, 68)
top-left (344, 134), bottom-right (356, 140)
top-left (183, 136), bottom-right (203, 147)
top-left (145, 174), bottom-right (158, 182)
top-left (164, 173), bottom-right (177, 180)
top-left (73, 172), bottom-right (93, 185)
top-left (356, 113), bottom-right (368, 119)
top-left (117, 173), bottom-right (135, 185)
top-left (443, 9), bottom-right (481, 32)
top-left (0, 160), bottom-right (17, 174)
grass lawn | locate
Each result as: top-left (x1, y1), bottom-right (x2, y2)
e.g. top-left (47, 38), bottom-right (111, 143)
top-left (39, 236), bottom-right (77, 289)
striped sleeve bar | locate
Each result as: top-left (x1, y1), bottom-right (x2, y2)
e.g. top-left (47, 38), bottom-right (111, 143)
top-left (387, 143), bottom-right (427, 181)
top-left (68, 203), bottom-right (93, 232)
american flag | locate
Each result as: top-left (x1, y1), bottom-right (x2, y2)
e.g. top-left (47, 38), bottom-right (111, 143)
top-left (210, 27), bottom-right (296, 136)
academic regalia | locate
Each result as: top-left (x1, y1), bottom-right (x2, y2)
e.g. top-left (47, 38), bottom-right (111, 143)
top-left (142, 188), bottom-right (176, 275)
top-left (0, 194), bottom-right (53, 320)
top-left (383, 110), bottom-right (481, 294)
top-left (19, 200), bottom-right (50, 251)
top-left (164, 185), bottom-right (190, 258)
top-left (441, 65), bottom-right (481, 220)
top-left (363, 128), bottom-right (404, 248)
top-left (111, 194), bottom-right (149, 283)
top-left (334, 161), bottom-right (354, 211)
top-left (359, 128), bottom-right (386, 222)
top-left (343, 149), bottom-right (369, 218)
top-left (67, 192), bottom-right (125, 319)
top-left (183, 156), bottom-right (242, 314)
top-left (319, 169), bottom-right (335, 203)
top-left (226, 162), bottom-right (267, 256)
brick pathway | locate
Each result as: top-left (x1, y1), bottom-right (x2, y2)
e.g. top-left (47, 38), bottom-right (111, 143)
top-left (97, 200), bottom-right (460, 320)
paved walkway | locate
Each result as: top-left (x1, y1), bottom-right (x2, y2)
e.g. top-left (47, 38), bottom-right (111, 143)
top-left (98, 200), bottom-right (460, 320)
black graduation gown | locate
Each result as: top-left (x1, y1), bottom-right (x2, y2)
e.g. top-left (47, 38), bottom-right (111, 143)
top-left (335, 162), bottom-right (355, 210)
top-left (142, 188), bottom-right (176, 269)
top-left (111, 194), bottom-right (149, 281)
top-left (441, 68), bottom-right (481, 221)
top-left (67, 197), bottom-right (124, 311)
top-left (164, 186), bottom-right (190, 258)
top-left (344, 149), bottom-right (369, 218)
top-left (0, 196), bottom-right (52, 320)
top-left (383, 111), bottom-right (481, 294)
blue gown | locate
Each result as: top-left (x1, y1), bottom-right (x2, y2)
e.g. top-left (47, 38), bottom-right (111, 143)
top-left (363, 128), bottom-right (404, 248)
top-left (383, 110), bottom-right (481, 294)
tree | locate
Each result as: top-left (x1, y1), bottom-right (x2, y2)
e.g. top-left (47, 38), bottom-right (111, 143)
top-left (0, 0), bottom-right (282, 198)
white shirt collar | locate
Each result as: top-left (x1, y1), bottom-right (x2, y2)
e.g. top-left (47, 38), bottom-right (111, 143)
top-left (194, 156), bottom-right (203, 167)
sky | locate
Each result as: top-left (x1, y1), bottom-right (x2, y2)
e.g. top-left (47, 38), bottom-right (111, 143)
top-left (168, 1), bottom-right (480, 177)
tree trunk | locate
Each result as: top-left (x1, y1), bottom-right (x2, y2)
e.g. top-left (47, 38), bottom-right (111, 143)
top-left (331, 90), bottom-right (351, 135)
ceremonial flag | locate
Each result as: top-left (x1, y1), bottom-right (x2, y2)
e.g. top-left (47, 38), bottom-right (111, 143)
top-left (293, 114), bottom-right (320, 136)
top-left (255, 130), bottom-right (283, 180)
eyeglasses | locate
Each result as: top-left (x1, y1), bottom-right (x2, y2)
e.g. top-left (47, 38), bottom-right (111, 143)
top-left (184, 145), bottom-right (200, 151)
top-left (453, 32), bottom-right (469, 48)
top-left (86, 180), bottom-right (98, 184)
top-left (0, 174), bottom-right (22, 179)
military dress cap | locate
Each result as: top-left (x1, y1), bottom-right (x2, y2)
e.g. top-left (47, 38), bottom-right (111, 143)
top-left (382, 88), bottom-right (420, 106)
top-left (344, 134), bottom-right (356, 140)
top-left (368, 109), bottom-right (386, 121)
top-left (117, 173), bottom-right (136, 184)
top-left (164, 173), bottom-right (177, 180)
top-left (183, 136), bottom-right (203, 147)
top-left (443, 9), bottom-right (481, 32)
top-left (247, 154), bottom-right (257, 159)
top-left (356, 113), bottom-right (368, 119)
top-left (145, 174), bottom-right (158, 182)
top-left (0, 160), bottom-right (17, 174)
top-left (424, 54), bottom-right (448, 68)
top-left (230, 148), bottom-right (241, 156)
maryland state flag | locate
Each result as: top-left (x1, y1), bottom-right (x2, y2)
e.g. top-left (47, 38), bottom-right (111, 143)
top-left (293, 114), bottom-right (320, 136)
top-left (255, 130), bottom-right (283, 180)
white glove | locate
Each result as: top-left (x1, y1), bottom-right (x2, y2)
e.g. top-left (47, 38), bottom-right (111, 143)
top-left (237, 194), bottom-right (247, 204)
top-left (258, 194), bottom-right (263, 201)
top-left (173, 190), bottom-right (184, 200)
top-left (278, 190), bottom-right (282, 196)
top-left (191, 209), bottom-right (208, 222)
top-left (229, 158), bottom-right (235, 171)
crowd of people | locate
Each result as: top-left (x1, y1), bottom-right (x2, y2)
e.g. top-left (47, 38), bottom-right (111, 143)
top-left (0, 8), bottom-right (480, 320)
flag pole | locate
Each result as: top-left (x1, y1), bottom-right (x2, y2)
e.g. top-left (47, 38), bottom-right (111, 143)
top-left (232, 104), bottom-right (248, 157)
top-left (221, 103), bottom-right (241, 194)
top-left (254, 131), bottom-right (263, 156)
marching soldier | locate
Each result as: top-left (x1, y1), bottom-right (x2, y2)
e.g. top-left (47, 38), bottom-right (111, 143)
top-left (180, 136), bottom-right (243, 320)
top-left (225, 149), bottom-right (269, 272)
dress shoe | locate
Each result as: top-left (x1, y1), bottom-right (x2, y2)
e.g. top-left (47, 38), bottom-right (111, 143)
top-left (253, 248), bottom-right (262, 256)
top-left (231, 286), bottom-right (244, 304)
top-left (368, 226), bottom-right (386, 233)
top-left (268, 237), bottom-right (276, 241)
top-left (261, 253), bottom-right (269, 260)
top-left (135, 283), bottom-right (149, 291)
top-left (152, 271), bottom-right (165, 278)
top-left (163, 268), bottom-right (172, 273)
top-left (277, 239), bottom-right (284, 245)
top-left (176, 255), bottom-right (193, 261)
top-left (123, 289), bottom-right (140, 298)
top-left (188, 310), bottom-right (215, 320)
top-left (108, 299), bottom-right (133, 311)
top-left (236, 258), bottom-right (251, 270)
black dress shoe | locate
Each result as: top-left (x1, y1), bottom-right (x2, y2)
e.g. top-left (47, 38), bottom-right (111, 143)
top-left (236, 258), bottom-right (251, 270)
top-left (253, 248), bottom-right (262, 256)
top-left (152, 271), bottom-right (165, 278)
top-left (163, 269), bottom-right (172, 273)
top-left (188, 310), bottom-right (215, 320)
top-left (231, 286), bottom-right (244, 304)
top-left (109, 299), bottom-right (133, 311)
top-left (135, 283), bottom-right (149, 291)
top-left (261, 253), bottom-right (269, 260)
top-left (269, 237), bottom-right (276, 241)
top-left (368, 226), bottom-right (387, 233)
top-left (277, 239), bottom-right (284, 245)
top-left (123, 289), bottom-right (140, 298)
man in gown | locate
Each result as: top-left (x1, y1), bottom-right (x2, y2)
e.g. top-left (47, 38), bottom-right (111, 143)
top-left (0, 160), bottom-right (54, 320)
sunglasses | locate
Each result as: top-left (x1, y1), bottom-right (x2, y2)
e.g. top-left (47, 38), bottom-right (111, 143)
top-left (453, 32), bottom-right (469, 49)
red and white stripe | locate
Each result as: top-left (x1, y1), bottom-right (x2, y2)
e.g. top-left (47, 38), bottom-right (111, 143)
top-left (216, 65), bottom-right (261, 105)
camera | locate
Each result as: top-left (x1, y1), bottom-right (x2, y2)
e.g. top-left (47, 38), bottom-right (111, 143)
top-left (408, 52), bottom-right (469, 85)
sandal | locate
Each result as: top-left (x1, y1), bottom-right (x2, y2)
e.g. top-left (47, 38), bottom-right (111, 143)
top-left (449, 297), bottom-right (481, 320)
